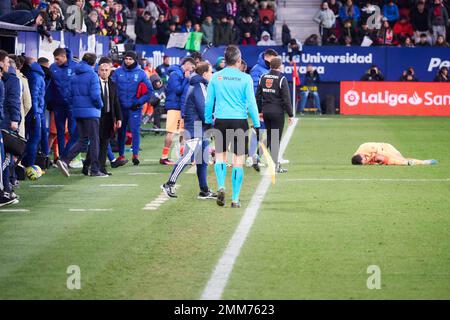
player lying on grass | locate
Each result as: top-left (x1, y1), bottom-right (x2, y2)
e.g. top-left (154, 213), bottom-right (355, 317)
top-left (351, 143), bottom-right (438, 166)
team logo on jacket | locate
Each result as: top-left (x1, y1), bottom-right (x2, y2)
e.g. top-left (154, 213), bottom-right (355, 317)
top-left (265, 79), bottom-right (273, 88)
top-left (134, 74), bottom-right (139, 81)
top-left (217, 75), bottom-right (223, 81)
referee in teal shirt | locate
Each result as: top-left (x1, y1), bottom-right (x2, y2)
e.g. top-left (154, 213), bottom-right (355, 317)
top-left (205, 45), bottom-right (261, 208)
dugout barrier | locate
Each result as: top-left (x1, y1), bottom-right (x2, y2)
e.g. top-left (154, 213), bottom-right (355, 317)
top-left (13, 30), bottom-right (110, 62)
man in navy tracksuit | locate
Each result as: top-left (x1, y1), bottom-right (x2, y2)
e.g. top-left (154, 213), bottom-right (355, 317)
top-left (1, 53), bottom-right (21, 202)
top-left (160, 61), bottom-right (216, 199)
top-left (111, 50), bottom-right (153, 165)
top-left (0, 50), bottom-right (17, 206)
top-left (46, 48), bottom-right (78, 160)
top-left (23, 61), bottom-right (46, 167)
top-left (56, 53), bottom-right (104, 177)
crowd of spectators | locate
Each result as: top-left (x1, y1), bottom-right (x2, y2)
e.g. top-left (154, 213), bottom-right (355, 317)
top-left (0, 0), bottom-right (131, 44)
top-left (135, 0), bottom-right (277, 46)
top-left (312, 0), bottom-right (450, 46)
top-left (0, 1), bottom-right (277, 46)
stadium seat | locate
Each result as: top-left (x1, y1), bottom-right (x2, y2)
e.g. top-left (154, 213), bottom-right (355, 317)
top-left (399, 8), bottom-right (410, 19)
top-left (171, 7), bottom-right (187, 23)
top-left (171, 0), bottom-right (184, 6)
top-left (259, 9), bottom-right (275, 24)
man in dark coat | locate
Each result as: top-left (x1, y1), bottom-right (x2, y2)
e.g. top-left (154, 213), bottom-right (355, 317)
top-left (56, 53), bottom-right (104, 177)
top-left (135, 11), bottom-right (154, 44)
top-left (84, 57), bottom-right (122, 176)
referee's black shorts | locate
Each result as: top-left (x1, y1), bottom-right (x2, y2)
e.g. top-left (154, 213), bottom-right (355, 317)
top-left (213, 119), bottom-right (249, 156)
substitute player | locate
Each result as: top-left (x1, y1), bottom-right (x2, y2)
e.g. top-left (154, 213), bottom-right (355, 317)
top-left (256, 57), bottom-right (294, 173)
top-left (351, 143), bottom-right (438, 166)
top-left (205, 45), bottom-right (261, 208)
top-left (160, 61), bottom-right (217, 199)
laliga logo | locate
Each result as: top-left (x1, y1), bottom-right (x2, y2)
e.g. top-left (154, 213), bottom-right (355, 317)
top-left (344, 90), bottom-right (360, 106)
top-left (408, 92), bottom-right (423, 105)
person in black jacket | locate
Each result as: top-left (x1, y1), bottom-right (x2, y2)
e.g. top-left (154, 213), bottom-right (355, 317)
top-left (299, 64), bottom-right (321, 115)
top-left (135, 11), bottom-right (154, 44)
top-left (83, 57), bottom-right (122, 176)
top-left (256, 57), bottom-right (294, 173)
top-left (434, 66), bottom-right (449, 82)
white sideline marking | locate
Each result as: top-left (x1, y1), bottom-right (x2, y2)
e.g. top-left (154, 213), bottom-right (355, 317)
top-left (201, 119), bottom-right (299, 300)
top-left (99, 184), bottom-right (139, 187)
top-left (29, 185), bottom-right (66, 188)
top-left (285, 178), bottom-right (450, 182)
top-left (143, 159), bottom-right (160, 162)
top-left (69, 209), bottom-right (113, 212)
top-left (0, 209), bottom-right (30, 212)
top-left (143, 193), bottom-right (169, 210)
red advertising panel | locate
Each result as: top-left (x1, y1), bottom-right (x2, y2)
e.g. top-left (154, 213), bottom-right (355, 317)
top-left (340, 81), bottom-right (450, 116)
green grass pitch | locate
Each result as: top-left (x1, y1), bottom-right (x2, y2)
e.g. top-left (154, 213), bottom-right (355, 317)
top-left (0, 116), bottom-right (449, 299)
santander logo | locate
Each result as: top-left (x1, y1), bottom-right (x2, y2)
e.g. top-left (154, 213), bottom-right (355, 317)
top-left (408, 92), bottom-right (423, 105)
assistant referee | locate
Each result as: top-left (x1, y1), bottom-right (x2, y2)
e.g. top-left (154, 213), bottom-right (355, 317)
top-left (256, 57), bottom-right (294, 173)
top-left (205, 45), bottom-right (261, 208)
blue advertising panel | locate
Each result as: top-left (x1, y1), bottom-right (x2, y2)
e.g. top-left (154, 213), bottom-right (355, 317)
top-left (136, 45), bottom-right (387, 82)
top-left (385, 47), bottom-right (450, 82)
top-left (136, 44), bottom-right (450, 82)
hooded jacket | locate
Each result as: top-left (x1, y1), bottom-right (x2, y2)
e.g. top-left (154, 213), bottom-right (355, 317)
top-left (46, 48), bottom-right (77, 109)
top-left (183, 74), bottom-right (208, 138)
top-left (1, 68), bottom-right (21, 126)
top-left (164, 64), bottom-right (189, 111)
top-left (69, 61), bottom-right (103, 119)
top-left (314, 7), bottom-right (336, 29)
top-left (26, 62), bottom-right (46, 115)
top-left (249, 52), bottom-right (270, 92)
top-left (257, 31), bottom-right (276, 46)
top-left (111, 62), bottom-right (153, 109)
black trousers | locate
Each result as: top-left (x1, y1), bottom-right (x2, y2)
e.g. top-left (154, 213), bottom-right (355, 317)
top-left (63, 118), bottom-right (100, 173)
top-left (263, 113), bottom-right (285, 164)
top-left (86, 113), bottom-right (113, 171)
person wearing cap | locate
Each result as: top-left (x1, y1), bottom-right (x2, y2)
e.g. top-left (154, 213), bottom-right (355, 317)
top-left (213, 56), bottom-right (225, 73)
top-left (111, 50), bottom-right (153, 165)
top-left (146, 73), bottom-right (166, 128)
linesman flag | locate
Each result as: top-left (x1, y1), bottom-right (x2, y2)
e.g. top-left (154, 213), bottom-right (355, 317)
top-left (185, 32), bottom-right (203, 52)
top-left (292, 60), bottom-right (301, 86)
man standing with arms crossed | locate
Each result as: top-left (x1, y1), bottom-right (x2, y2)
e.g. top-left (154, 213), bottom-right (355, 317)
top-left (205, 45), bottom-right (261, 208)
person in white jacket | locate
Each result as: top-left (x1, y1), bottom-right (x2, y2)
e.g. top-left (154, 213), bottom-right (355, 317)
top-left (257, 31), bottom-right (277, 46)
top-left (144, 1), bottom-right (160, 21)
top-left (313, 1), bottom-right (336, 44)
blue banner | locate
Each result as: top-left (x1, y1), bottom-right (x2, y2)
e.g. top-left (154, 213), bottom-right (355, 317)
top-left (385, 47), bottom-right (450, 82)
top-left (16, 30), bottom-right (110, 61)
top-left (136, 44), bottom-right (450, 82)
